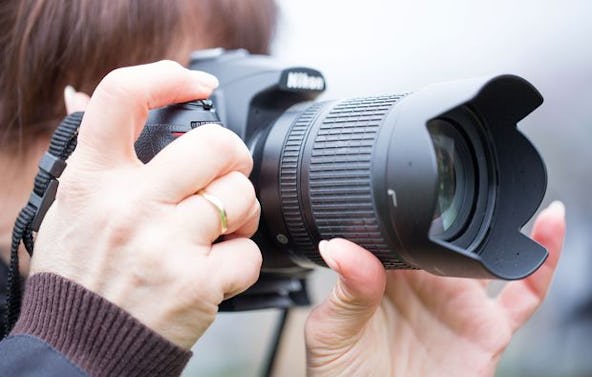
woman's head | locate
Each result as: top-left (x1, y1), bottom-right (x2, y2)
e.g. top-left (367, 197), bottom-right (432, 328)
top-left (0, 0), bottom-right (277, 153)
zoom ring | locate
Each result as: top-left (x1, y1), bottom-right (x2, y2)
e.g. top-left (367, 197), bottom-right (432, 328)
top-left (306, 96), bottom-right (413, 269)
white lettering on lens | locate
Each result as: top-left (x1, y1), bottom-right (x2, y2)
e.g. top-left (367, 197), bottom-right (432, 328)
top-left (286, 72), bottom-right (325, 90)
top-left (387, 189), bottom-right (398, 207)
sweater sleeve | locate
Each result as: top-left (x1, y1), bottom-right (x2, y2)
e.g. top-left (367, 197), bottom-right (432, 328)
top-left (9, 273), bottom-right (192, 377)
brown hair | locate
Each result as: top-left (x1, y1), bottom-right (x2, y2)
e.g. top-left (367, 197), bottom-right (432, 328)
top-left (0, 0), bottom-right (277, 153)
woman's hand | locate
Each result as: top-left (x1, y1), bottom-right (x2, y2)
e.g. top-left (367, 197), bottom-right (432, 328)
top-left (31, 60), bottom-right (262, 349)
top-left (306, 202), bottom-right (566, 376)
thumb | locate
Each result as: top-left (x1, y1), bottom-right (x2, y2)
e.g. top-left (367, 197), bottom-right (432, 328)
top-left (64, 85), bottom-right (91, 114)
top-left (306, 238), bottom-right (386, 348)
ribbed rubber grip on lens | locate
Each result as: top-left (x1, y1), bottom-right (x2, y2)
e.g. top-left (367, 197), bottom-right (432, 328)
top-left (278, 95), bottom-right (416, 269)
top-left (279, 103), bottom-right (325, 258)
top-left (306, 96), bottom-right (412, 269)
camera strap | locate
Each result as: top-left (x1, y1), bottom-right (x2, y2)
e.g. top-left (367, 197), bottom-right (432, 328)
top-left (2, 112), bottom-right (83, 338)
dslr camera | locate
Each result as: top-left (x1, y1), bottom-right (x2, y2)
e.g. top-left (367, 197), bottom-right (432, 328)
top-left (136, 48), bottom-right (548, 311)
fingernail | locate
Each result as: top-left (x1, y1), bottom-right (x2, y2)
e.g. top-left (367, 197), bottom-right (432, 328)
top-left (319, 240), bottom-right (338, 271)
top-left (319, 239), bottom-right (329, 254)
top-left (548, 200), bottom-right (565, 217)
top-left (64, 85), bottom-right (76, 103)
top-left (192, 71), bottom-right (219, 89)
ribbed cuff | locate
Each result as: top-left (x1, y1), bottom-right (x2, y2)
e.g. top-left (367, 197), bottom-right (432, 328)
top-left (11, 273), bottom-right (192, 377)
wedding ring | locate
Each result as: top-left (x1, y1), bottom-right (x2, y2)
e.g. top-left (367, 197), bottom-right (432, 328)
top-left (198, 190), bottom-right (228, 234)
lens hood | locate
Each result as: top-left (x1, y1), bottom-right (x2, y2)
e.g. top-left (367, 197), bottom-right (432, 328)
top-left (378, 75), bottom-right (547, 279)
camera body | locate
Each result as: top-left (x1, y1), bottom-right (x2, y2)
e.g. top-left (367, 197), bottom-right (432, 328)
top-left (136, 48), bottom-right (548, 311)
top-left (138, 49), bottom-right (327, 309)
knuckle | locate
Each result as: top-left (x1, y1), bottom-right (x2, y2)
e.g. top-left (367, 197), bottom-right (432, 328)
top-left (100, 67), bottom-right (129, 90)
top-left (102, 196), bottom-right (142, 243)
top-left (249, 199), bottom-right (261, 220)
top-left (155, 59), bottom-right (184, 70)
top-left (249, 200), bottom-right (262, 227)
top-left (229, 171), bottom-right (256, 197)
top-left (252, 242), bottom-right (264, 267)
top-left (129, 243), bottom-right (165, 285)
top-left (95, 68), bottom-right (135, 103)
top-left (198, 125), bottom-right (252, 170)
top-left (200, 124), bottom-right (234, 146)
top-left (237, 143), bottom-right (253, 172)
top-left (93, 181), bottom-right (153, 246)
top-left (242, 198), bottom-right (261, 233)
top-left (185, 266), bottom-right (224, 306)
top-left (224, 240), bottom-right (262, 297)
top-left (243, 239), bottom-right (263, 276)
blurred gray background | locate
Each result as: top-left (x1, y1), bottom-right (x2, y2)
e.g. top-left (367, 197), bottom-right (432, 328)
top-left (183, 1), bottom-right (592, 376)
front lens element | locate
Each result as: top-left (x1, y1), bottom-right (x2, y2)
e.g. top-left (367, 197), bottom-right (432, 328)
top-left (428, 119), bottom-right (474, 239)
top-left (431, 131), bottom-right (458, 230)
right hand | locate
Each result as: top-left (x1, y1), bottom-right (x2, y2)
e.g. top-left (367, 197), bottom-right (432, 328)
top-left (31, 60), bottom-right (262, 349)
top-left (306, 202), bottom-right (566, 376)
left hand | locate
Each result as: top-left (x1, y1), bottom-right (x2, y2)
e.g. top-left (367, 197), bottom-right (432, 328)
top-left (305, 201), bottom-right (566, 377)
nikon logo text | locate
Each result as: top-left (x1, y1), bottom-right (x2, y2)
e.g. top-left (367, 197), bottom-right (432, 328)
top-left (286, 72), bottom-right (325, 91)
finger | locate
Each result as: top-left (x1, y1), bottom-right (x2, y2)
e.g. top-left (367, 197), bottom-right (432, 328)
top-left (175, 171), bottom-right (259, 243)
top-left (64, 85), bottom-right (91, 114)
top-left (497, 201), bottom-right (566, 332)
top-left (209, 238), bottom-right (262, 299)
top-left (306, 238), bottom-right (386, 348)
top-left (75, 60), bottom-right (218, 167)
top-left (145, 123), bottom-right (253, 202)
top-left (223, 199), bottom-right (261, 240)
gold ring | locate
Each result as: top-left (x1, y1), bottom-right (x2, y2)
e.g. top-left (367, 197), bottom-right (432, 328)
top-left (198, 190), bottom-right (228, 234)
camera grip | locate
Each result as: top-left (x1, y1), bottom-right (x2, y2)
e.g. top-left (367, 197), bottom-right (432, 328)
top-left (135, 100), bottom-right (221, 163)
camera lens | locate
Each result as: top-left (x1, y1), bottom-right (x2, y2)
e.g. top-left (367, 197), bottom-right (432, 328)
top-left (427, 119), bottom-right (475, 240)
top-left (255, 75), bottom-right (548, 280)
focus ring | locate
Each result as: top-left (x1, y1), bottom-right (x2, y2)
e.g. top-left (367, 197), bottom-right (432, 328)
top-left (279, 103), bottom-right (325, 261)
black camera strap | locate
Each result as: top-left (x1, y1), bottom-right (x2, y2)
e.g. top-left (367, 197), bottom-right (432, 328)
top-left (2, 112), bottom-right (83, 338)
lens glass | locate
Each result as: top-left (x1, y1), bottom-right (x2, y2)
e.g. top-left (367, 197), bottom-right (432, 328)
top-left (432, 132), bottom-right (459, 230)
top-left (428, 120), bottom-right (474, 239)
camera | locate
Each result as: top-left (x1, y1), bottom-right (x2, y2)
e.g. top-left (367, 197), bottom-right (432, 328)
top-left (136, 48), bottom-right (548, 311)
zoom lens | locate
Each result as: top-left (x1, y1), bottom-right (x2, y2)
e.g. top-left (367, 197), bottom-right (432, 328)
top-left (257, 75), bottom-right (548, 280)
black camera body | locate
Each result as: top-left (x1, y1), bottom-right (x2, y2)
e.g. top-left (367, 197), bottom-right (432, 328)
top-left (136, 49), bottom-right (548, 311)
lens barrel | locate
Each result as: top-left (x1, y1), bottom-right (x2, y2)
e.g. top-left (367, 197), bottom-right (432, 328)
top-left (260, 96), bottom-right (416, 269)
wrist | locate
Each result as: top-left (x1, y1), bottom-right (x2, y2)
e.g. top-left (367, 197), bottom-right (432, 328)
top-left (12, 272), bottom-right (192, 377)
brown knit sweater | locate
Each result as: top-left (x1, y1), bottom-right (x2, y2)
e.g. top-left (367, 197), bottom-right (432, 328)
top-left (11, 273), bottom-right (192, 377)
